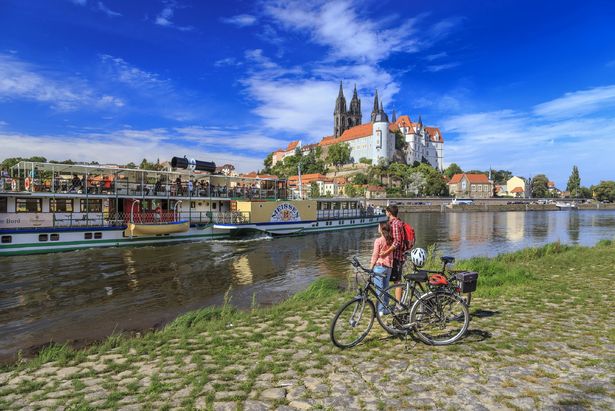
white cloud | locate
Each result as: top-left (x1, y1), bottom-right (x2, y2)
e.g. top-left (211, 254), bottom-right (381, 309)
top-left (425, 52), bottom-right (447, 61)
top-left (0, 126), bottom-right (283, 172)
top-left (214, 57), bottom-right (242, 67)
top-left (263, 0), bottom-right (424, 64)
top-left (97, 1), bottom-right (121, 17)
top-left (0, 53), bottom-right (122, 110)
top-left (221, 14), bottom-right (257, 27)
top-left (425, 62), bottom-right (460, 72)
top-left (441, 85), bottom-right (615, 186)
top-left (533, 85), bottom-right (615, 119)
top-left (236, 1), bottom-right (462, 143)
top-left (99, 54), bottom-right (171, 92)
top-left (155, 1), bottom-right (193, 31)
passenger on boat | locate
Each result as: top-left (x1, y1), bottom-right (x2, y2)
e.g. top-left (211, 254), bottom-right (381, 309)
top-left (175, 176), bottom-right (183, 195)
top-left (69, 174), bottom-right (82, 192)
top-left (154, 178), bottom-right (163, 194)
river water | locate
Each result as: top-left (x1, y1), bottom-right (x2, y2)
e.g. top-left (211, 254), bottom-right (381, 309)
top-left (1, 210), bottom-right (614, 362)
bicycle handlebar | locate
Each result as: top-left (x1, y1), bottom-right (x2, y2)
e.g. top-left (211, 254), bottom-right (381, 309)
top-left (351, 256), bottom-right (386, 278)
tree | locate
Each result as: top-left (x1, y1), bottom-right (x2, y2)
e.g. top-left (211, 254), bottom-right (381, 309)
top-left (531, 174), bottom-right (549, 198)
top-left (344, 183), bottom-right (357, 197)
top-left (566, 165), bottom-right (581, 198)
top-left (394, 130), bottom-right (405, 150)
top-left (352, 173), bottom-right (369, 185)
top-left (592, 181), bottom-right (615, 202)
top-left (579, 186), bottom-right (592, 199)
top-left (326, 143), bottom-right (351, 169)
top-left (444, 163), bottom-right (463, 179)
top-left (125, 162), bottom-right (137, 169)
top-left (358, 157), bottom-right (372, 165)
top-left (263, 153), bottom-right (273, 173)
top-left (491, 169), bottom-right (513, 185)
top-left (310, 182), bottom-right (320, 198)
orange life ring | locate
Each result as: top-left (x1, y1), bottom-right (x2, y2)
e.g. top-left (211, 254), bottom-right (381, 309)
top-left (11, 179), bottom-right (17, 191)
top-left (24, 177), bottom-right (31, 191)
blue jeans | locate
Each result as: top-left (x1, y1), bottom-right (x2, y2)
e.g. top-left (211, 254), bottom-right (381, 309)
top-left (372, 265), bottom-right (392, 312)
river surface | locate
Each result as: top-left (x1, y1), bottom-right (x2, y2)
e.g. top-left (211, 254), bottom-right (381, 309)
top-left (1, 210), bottom-right (615, 362)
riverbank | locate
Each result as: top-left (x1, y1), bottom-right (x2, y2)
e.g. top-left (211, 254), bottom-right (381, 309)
top-left (1, 242), bottom-right (614, 410)
top-left (398, 202), bottom-right (615, 213)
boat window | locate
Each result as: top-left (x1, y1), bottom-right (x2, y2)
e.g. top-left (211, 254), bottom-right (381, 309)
top-left (16, 198), bottom-right (42, 213)
top-left (212, 203), bottom-right (217, 209)
top-left (50, 199), bottom-right (73, 212)
top-left (0, 197), bottom-right (6, 213)
top-left (1, 235), bottom-right (12, 243)
top-left (316, 202), bottom-right (322, 210)
top-left (332, 202), bottom-right (340, 210)
top-left (50, 234), bottom-right (60, 241)
top-left (94, 232), bottom-right (102, 239)
top-left (80, 199), bottom-right (102, 213)
top-left (39, 234), bottom-right (48, 242)
top-left (84, 232), bottom-right (93, 240)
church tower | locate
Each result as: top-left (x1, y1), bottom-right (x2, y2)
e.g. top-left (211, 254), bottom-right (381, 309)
top-left (333, 81), bottom-right (347, 137)
top-left (370, 89), bottom-right (380, 123)
top-left (348, 84), bottom-right (362, 127)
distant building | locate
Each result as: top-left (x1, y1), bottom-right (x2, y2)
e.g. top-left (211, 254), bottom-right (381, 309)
top-left (272, 141), bottom-right (301, 166)
top-left (448, 173), bottom-right (493, 199)
top-left (216, 164), bottom-right (237, 176)
top-left (365, 185), bottom-right (386, 199)
top-left (507, 176), bottom-right (528, 198)
top-left (510, 186), bottom-right (525, 198)
top-left (268, 83), bottom-right (444, 171)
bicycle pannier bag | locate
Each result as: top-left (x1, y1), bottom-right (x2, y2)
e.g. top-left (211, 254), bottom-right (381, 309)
top-left (455, 271), bottom-right (478, 293)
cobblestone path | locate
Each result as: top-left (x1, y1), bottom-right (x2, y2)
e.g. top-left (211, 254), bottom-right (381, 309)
top-left (1, 246), bottom-right (614, 410)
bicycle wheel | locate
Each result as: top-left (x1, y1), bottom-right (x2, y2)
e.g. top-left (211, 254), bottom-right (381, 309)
top-left (410, 292), bottom-right (469, 346)
top-left (375, 283), bottom-right (421, 335)
top-left (330, 297), bottom-right (375, 348)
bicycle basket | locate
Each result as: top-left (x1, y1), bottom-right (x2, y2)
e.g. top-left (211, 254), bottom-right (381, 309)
top-left (454, 271), bottom-right (478, 293)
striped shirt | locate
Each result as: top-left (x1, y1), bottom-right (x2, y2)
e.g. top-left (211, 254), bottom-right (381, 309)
top-left (390, 217), bottom-right (406, 262)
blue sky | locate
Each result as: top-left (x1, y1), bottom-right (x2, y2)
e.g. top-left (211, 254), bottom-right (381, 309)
top-left (0, 0), bottom-right (614, 186)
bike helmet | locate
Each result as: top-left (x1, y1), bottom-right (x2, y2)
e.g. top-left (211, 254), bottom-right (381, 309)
top-left (410, 247), bottom-right (427, 268)
top-left (429, 274), bottom-right (449, 286)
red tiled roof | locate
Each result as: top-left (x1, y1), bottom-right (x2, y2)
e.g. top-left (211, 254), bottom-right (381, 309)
top-left (287, 173), bottom-right (328, 184)
top-left (548, 181), bottom-right (556, 188)
top-left (511, 187), bottom-right (524, 193)
top-left (425, 127), bottom-right (444, 142)
top-left (448, 173), bottom-right (490, 185)
top-left (240, 172), bottom-right (278, 179)
top-left (448, 174), bottom-right (463, 184)
top-left (367, 185), bottom-right (385, 192)
top-left (286, 141), bottom-right (299, 151)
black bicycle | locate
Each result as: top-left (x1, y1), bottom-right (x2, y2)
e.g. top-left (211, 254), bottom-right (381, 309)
top-left (330, 257), bottom-right (471, 348)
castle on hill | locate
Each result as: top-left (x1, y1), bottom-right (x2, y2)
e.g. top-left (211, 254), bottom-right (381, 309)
top-left (272, 82), bottom-right (444, 171)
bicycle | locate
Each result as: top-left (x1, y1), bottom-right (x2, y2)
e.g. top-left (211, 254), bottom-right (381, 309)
top-left (330, 257), bottom-right (470, 348)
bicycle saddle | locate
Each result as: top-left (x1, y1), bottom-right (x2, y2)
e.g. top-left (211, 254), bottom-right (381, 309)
top-left (406, 270), bottom-right (428, 282)
top-left (441, 256), bottom-right (455, 264)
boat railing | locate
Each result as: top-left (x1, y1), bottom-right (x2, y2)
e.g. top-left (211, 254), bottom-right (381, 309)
top-left (4, 176), bottom-right (288, 201)
top-left (176, 211), bottom-right (251, 225)
top-left (317, 209), bottom-right (382, 220)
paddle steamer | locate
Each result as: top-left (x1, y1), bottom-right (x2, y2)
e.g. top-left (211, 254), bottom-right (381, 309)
top-left (0, 159), bottom-right (385, 256)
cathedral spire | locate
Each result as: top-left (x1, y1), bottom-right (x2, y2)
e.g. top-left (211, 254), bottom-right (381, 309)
top-left (338, 81), bottom-right (344, 99)
top-left (370, 89), bottom-right (380, 122)
top-left (391, 109), bottom-right (397, 123)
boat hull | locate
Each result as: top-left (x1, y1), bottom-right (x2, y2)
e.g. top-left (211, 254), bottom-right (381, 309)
top-left (0, 215), bottom-right (387, 256)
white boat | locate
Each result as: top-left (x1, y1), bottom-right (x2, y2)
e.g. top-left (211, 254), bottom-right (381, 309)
top-left (0, 160), bottom-right (386, 256)
top-left (555, 202), bottom-right (578, 210)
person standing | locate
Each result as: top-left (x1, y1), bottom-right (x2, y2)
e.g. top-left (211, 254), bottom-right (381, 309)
top-left (380, 205), bottom-right (406, 302)
top-left (370, 222), bottom-right (393, 313)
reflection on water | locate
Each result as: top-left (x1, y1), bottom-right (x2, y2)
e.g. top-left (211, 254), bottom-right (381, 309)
top-left (0, 210), bottom-right (614, 362)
